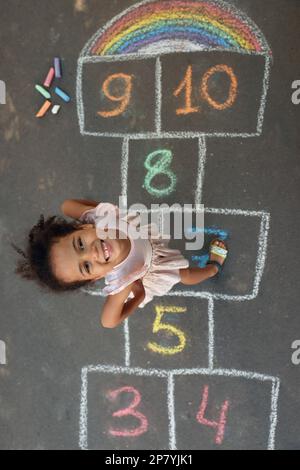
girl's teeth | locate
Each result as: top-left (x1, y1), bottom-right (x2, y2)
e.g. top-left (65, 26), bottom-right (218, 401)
top-left (101, 240), bottom-right (110, 261)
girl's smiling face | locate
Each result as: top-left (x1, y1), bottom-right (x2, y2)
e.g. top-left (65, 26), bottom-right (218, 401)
top-left (50, 224), bottom-right (130, 284)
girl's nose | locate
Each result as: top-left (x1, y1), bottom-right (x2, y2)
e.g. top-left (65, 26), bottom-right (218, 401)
top-left (78, 243), bottom-right (98, 262)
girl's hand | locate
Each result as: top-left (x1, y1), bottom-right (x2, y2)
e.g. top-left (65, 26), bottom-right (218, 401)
top-left (101, 280), bottom-right (145, 329)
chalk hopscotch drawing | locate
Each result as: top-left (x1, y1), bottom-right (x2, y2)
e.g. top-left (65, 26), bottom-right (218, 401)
top-left (77, 0), bottom-right (280, 450)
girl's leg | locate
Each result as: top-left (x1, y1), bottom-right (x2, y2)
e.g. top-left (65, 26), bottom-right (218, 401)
top-left (179, 265), bottom-right (218, 285)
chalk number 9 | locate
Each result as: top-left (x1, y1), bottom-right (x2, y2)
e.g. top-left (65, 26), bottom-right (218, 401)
top-left (98, 73), bottom-right (133, 118)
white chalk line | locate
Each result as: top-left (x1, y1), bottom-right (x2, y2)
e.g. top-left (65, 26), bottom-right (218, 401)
top-left (195, 137), bottom-right (207, 206)
top-left (124, 318), bottom-right (131, 367)
top-left (80, 130), bottom-right (261, 139)
top-left (77, 0), bottom-right (271, 60)
top-left (252, 212), bottom-right (270, 299)
top-left (121, 137), bottom-right (129, 198)
top-left (208, 298), bottom-right (215, 370)
top-left (78, 49), bottom-right (269, 64)
top-left (79, 367), bottom-right (89, 450)
top-left (167, 374), bottom-right (176, 450)
top-left (79, 364), bottom-right (280, 450)
top-left (84, 364), bottom-right (278, 382)
top-left (257, 55), bottom-right (271, 135)
top-left (268, 378), bottom-right (280, 451)
top-left (155, 57), bottom-right (162, 134)
top-left (0, 340), bottom-right (6, 365)
top-left (76, 58), bottom-right (85, 135)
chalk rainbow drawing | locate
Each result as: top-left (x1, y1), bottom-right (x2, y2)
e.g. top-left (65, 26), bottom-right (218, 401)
top-left (77, 0), bottom-right (279, 451)
top-left (89, 0), bottom-right (271, 56)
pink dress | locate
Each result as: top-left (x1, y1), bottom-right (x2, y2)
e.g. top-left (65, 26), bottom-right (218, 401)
top-left (79, 202), bottom-right (189, 308)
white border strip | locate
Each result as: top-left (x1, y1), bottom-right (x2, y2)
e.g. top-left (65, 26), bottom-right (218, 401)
top-left (121, 137), bottom-right (129, 198)
top-left (78, 49), bottom-right (269, 64)
top-left (195, 137), bottom-right (207, 205)
top-left (124, 318), bottom-right (131, 367)
top-left (155, 57), bottom-right (162, 134)
top-left (167, 374), bottom-right (176, 450)
top-left (268, 378), bottom-right (280, 451)
top-left (257, 55), bottom-right (271, 135)
top-left (85, 364), bottom-right (278, 383)
top-left (79, 130), bottom-right (260, 140)
top-left (208, 297), bottom-right (215, 370)
top-left (79, 367), bottom-right (89, 450)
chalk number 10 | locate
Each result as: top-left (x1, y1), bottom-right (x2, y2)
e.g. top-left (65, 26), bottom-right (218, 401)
top-left (97, 64), bottom-right (238, 118)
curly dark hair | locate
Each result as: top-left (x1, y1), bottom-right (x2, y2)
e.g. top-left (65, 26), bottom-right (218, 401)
top-left (11, 214), bottom-right (93, 293)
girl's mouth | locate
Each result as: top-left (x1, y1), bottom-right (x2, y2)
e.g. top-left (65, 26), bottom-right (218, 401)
top-left (100, 239), bottom-right (112, 262)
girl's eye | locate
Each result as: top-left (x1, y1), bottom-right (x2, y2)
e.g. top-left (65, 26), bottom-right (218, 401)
top-left (84, 262), bottom-right (90, 274)
top-left (79, 237), bottom-right (84, 249)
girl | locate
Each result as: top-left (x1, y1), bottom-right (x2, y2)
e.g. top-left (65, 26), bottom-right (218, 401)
top-left (12, 198), bottom-right (228, 328)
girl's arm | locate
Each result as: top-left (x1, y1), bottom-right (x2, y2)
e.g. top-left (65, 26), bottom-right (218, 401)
top-left (60, 199), bottom-right (99, 220)
top-left (101, 280), bottom-right (145, 328)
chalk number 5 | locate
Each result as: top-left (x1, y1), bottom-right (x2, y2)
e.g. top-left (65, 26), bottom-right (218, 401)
top-left (148, 305), bottom-right (187, 355)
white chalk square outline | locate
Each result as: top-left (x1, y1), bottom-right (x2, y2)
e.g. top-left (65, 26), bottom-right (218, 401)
top-left (167, 206), bottom-right (270, 301)
top-left (79, 364), bottom-right (280, 451)
top-left (126, 296), bottom-right (212, 371)
top-left (76, 51), bottom-right (271, 139)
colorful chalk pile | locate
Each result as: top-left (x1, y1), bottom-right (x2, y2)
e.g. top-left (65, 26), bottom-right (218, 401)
top-left (35, 57), bottom-right (71, 118)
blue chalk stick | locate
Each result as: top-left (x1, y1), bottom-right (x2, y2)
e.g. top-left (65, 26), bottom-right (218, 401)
top-left (54, 57), bottom-right (62, 78)
top-left (55, 87), bottom-right (70, 102)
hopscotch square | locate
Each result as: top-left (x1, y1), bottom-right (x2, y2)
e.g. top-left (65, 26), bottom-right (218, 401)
top-left (125, 138), bottom-right (200, 206)
top-left (160, 51), bottom-right (268, 135)
top-left (79, 366), bottom-right (279, 450)
top-left (80, 366), bottom-right (170, 450)
top-left (81, 207), bottom-right (269, 301)
top-left (127, 297), bottom-right (210, 370)
top-left (79, 55), bottom-right (157, 135)
top-left (173, 372), bottom-right (279, 450)
top-left (160, 207), bottom-right (270, 300)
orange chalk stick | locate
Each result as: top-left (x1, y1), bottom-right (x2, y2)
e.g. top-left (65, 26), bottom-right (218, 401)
top-left (36, 100), bottom-right (51, 118)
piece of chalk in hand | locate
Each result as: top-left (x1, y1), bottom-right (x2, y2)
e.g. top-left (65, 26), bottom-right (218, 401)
top-left (35, 84), bottom-right (51, 100)
top-left (54, 57), bottom-right (62, 78)
top-left (55, 87), bottom-right (70, 102)
top-left (43, 67), bottom-right (55, 88)
top-left (36, 100), bottom-right (51, 118)
top-left (51, 104), bottom-right (61, 115)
